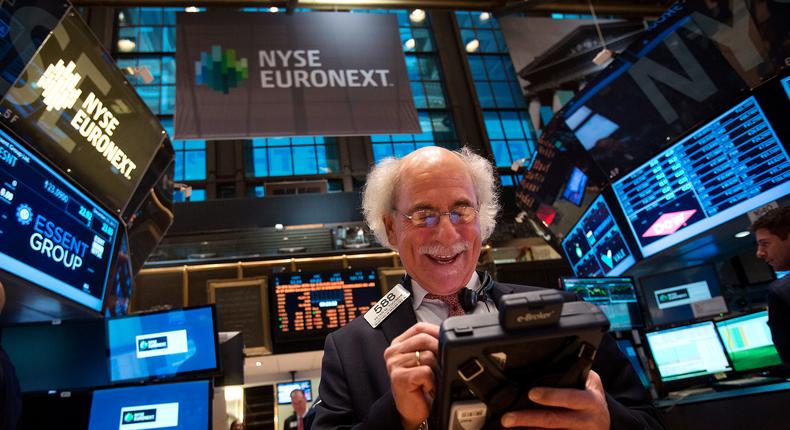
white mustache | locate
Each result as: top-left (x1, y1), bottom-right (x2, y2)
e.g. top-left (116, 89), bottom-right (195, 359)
top-left (419, 242), bottom-right (471, 256)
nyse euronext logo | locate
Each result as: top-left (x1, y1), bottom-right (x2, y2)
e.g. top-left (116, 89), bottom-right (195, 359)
top-left (196, 46), bottom-right (248, 94)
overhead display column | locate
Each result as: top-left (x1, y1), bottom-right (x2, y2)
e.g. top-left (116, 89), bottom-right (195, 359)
top-left (0, 9), bottom-right (166, 214)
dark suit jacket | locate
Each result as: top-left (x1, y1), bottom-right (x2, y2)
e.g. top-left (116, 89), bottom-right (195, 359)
top-left (313, 282), bottom-right (665, 430)
top-left (766, 274), bottom-right (790, 365)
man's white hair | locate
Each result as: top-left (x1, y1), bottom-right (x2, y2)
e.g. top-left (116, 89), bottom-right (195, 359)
top-left (362, 147), bottom-right (501, 250)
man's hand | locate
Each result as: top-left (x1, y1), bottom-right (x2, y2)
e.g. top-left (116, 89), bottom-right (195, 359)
top-left (384, 322), bottom-right (440, 430)
top-left (500, 370), bottom-right (610, 430)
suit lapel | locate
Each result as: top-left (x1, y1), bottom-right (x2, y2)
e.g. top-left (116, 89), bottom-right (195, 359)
top-left (381, 292), bottom-right (418, 343)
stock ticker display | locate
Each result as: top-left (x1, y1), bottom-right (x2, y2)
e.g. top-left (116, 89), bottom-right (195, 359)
top-left (0, 126), bottom-right (120, 312)
top-left (561, 277), bottom-right (643, 331)
top-left (561, 194), bottom-right (635, 277)
top-left (613, 96), bottom-right (790, 257)
top-left (272, 269), bottom-right (380, 335)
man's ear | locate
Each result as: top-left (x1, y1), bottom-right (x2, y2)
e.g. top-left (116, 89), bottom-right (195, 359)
top-left (383, 214), bottom-right (398, 247)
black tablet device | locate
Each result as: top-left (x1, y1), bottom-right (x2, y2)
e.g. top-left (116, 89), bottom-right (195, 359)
top-left (433, 290), bottom-right (610, 430)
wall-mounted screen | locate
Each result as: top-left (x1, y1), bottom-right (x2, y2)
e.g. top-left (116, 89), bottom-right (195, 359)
top-left (561, 277), bottom-right (644, 331)
top-left (612, 95), bottom-right (790, 258)
top-left (88, 380), bottom-right (210, 430)
top-left (562, 167), bottom-right (588, 206)
top-left (715, 311), bottom-right (783, 374)
top-left (615, 339), bottom-right (651, 389)
top-left (0, 124), bottom-right (120, 312)
top-left (645, 321), bottom-right (732, 391)
top-left (638, 263), bottom-right (727, 327)
top-left (276, 380), bottom-right (313, 404)
top-left (106, 305), bottom-right (220, 384)
top-left (561, 194), bottom-right (636, 277)
top-left (270, 268), bottom-right (382, 353)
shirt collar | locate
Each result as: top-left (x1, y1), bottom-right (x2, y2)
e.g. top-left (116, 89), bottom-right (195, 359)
top-left (411, 272), bottom-right (481, 311)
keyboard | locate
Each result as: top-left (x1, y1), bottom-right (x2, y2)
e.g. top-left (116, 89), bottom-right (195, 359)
top-left (711, 376), bottom-right (786, 391)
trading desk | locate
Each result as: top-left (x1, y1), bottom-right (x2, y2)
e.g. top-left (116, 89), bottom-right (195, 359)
top-left (654, 381), bottom-right (790, 430)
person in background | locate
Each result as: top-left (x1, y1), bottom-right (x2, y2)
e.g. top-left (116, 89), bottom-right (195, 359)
top-left (284, 389), bottom-right (308, 430)
top-left (0, 281), bottom-right (22, 430)
top-left (230, 419), bottom-right (245, 430)
top-left (750, 206), bottom-right (790, 364)
top-left (313, 147), bottom-right (664, 430)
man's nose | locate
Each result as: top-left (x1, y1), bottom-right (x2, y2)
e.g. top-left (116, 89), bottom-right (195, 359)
top-left (433, 212), bottom-right (461, 243)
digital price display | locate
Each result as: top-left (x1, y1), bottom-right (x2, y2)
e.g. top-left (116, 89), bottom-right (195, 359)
top-left (613, 96), bottom-right (790, 257)
top-left (561, 194), bottom-right (635, 277)
top-left (272, 269), bottom-right (381, 336)
top-left (0, 126), bottom-right (120, 311)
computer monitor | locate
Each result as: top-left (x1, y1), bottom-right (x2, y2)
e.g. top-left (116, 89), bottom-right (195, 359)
top-left (560, 277), bottom-right (644, 331)
top-left (615, 339), bottom-right (651, 388)
top-left (276, 380), bottom-right (313, 404)
top-left (645, 321), bottom-right (732, 391)
top-left (560, 194), bottom-right (637, 277)
top-left (1, 319), bottom-right (108, 392)
top-left (270, 268), bottom-right (382, 353)
top-left (715, 311), bottom-right (783, 374)
top-left (562, 167), bottom-right (588, 206)
top-left (106, 305), bottom-right (220, 384)
top-left (87, 380), bottom-right (211, 430)
top-left (638, 263), bottom-right (728, 328)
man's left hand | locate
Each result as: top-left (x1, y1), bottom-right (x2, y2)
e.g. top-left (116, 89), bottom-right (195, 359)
top-left (500, 370), bottom-right (610, 430)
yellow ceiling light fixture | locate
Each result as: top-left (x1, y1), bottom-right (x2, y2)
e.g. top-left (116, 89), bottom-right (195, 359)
top-left (410, 9), bottom-right (425, 22)
top-left (117, 39), bottom-right (135, 53)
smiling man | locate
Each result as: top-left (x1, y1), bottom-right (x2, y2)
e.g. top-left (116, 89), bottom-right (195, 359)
top-left (313, 147), bottom-right (664, 430)
top-left (749, 206), bottom-right (790, 364)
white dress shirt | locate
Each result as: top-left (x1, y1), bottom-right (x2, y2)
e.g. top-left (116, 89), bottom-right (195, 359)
top-left (411, 273), bottom-right (498, 325)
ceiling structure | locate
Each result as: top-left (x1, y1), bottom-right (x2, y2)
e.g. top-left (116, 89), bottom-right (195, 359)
top-left (72, 0), bottom-right (675, 19)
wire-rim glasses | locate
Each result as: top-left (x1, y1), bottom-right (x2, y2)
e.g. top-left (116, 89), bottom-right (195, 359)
top-left (394, 206), bottom-right (479, 228)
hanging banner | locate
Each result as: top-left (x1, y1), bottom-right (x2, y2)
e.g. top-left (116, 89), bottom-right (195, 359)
top-left (175, 11), bottom-right (421, 140)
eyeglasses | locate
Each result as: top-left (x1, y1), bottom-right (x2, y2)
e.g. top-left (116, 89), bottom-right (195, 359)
top-left (394, 206), bottom-right (479, 228)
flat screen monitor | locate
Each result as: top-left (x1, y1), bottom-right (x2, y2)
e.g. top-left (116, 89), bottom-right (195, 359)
top-left (106, 305), bottom-right (220, 384)
top-left (612, 94), bottom-right (790, 258)
top-left (638, 263), bottom-right (727, 327)
top-left (562, 167), bottom-right (588, 206)
top-left (87, 380), bottom-right (210, 430)
top-left (23, 390), bottom-right (92, 430)
top-left (561, 194), bottom-right (636, 277)
top-left (270, 268), bottom-right (381, 353)
top-left (561, 277), bottom-right (644, 331)
top-left (645, 321), bottom-right (732, 391)
top-left (1, 319), bottom-right (108, 392)
top-left (0, 124), bottom-right (121, 312)
top-left (715, 311), bottom-right (783, 374)
top-left (615, 339), bottom-right (651, 388)
top-left (276, 380), bottom-right (313, 404)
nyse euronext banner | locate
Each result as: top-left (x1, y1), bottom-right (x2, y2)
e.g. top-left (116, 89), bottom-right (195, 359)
top-left (175, 11), bottom-right (421, 140)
